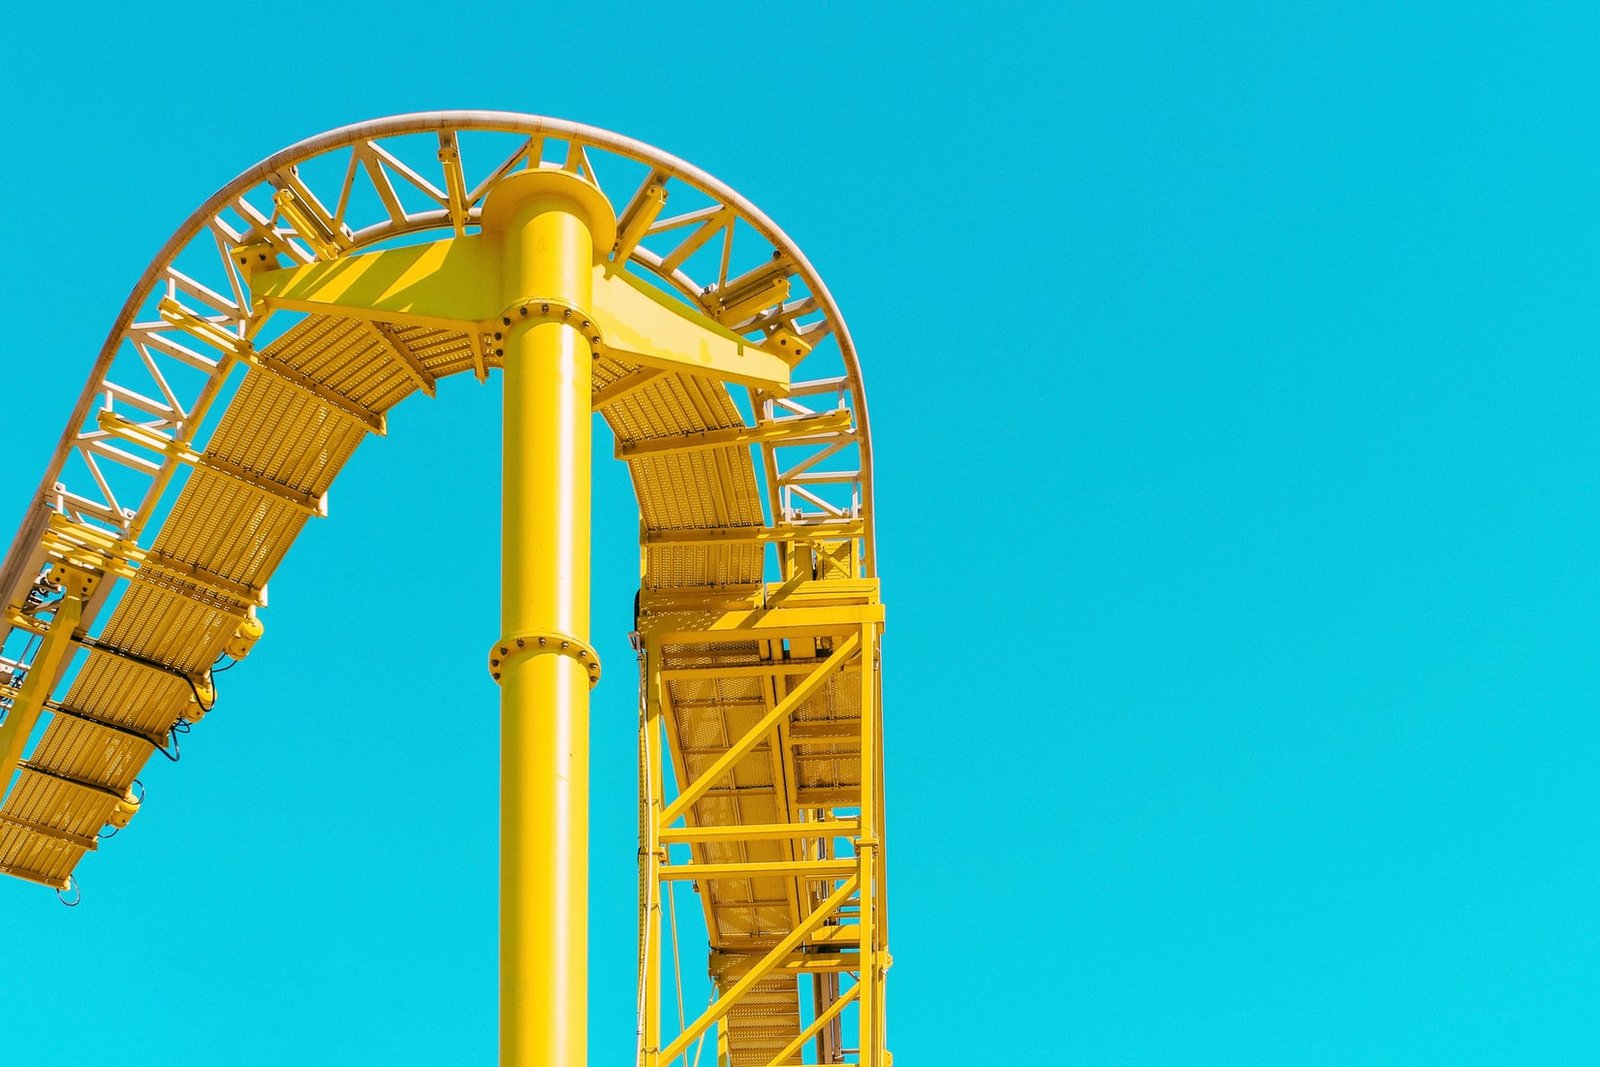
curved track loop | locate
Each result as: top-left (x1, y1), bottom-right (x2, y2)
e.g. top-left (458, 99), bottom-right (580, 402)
top-left (0, 112), bottom-right (887, 1065)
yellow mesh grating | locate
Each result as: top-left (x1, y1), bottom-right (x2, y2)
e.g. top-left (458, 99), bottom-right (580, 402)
top-left (724, 975), bottom-right (803, 1066)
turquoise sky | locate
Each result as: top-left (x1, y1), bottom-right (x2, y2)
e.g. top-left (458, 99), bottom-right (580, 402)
top-left (4, 2), bottom-right (1599, 1063)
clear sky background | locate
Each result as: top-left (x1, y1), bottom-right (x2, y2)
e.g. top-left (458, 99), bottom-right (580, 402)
top-left (3, 2), bottom-right (1599, 1063)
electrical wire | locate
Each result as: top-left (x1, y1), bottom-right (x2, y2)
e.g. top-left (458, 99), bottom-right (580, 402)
top-left (153, 723), bottom-right (181, 763)
top-left (185, 669), bottom-right (216, 713)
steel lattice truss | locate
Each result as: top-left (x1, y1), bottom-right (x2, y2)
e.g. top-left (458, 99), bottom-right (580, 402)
top-left (0, 113), bottom-right (888, 1065)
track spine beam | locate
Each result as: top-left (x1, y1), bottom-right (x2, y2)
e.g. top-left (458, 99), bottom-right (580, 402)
top-left (591, 367), bottom-right (663, 409)
top-left (616, 410), bottom-right (852, 461)
top-left (18, 761), bottom-right (125, 802)
top-left (642, 520), bottom-right (864, 548)
top-left (45, 701), bottom-right (166, 750)
top-left (0, 810), bottom-right (100, 851)
top-left (241, 348), bottom-right (386, 435)
top-left (96, 411), bottom-right (327, 518)
top-left (365, 320), bottom-right (437, 397)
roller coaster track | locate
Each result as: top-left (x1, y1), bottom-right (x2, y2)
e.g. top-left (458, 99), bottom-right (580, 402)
top-left (0, 113), bottom-right (888, 1065)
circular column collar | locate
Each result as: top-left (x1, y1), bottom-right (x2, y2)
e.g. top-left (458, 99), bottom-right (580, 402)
top-left (480, 166), bottom-right (619, 257)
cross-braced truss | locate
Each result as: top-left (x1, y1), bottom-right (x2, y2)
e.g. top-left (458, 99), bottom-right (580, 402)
top-left (0, 112), bottom-right (888, 1064)
top-left (641, 583), bottom-right (888, 1065)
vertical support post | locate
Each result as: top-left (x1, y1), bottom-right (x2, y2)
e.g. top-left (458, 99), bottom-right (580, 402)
top-left (487, 168), bottom-right (616, 1067)
top-left (641, 635), bottom-right (664, 1066)
top-left (0, 565), bottom-right (96, 803)
top-left (857, 619), bottom-right (882, 1066)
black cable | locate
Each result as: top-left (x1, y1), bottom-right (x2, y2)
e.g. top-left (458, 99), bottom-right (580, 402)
top-left (153, 727), bottom-right (181, 763)
top-left (185, 670), bottom-right (216, 714)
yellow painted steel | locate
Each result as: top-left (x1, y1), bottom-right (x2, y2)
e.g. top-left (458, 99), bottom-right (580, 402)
top-left (487, 168), bottom-right (611, 1067)
top-left (0, 115), bottom-right (890, 1065)
top-left (248, 236), bottom-right (793, 392)
top-left (639, 580), bottom-right (887, 1065)
top-left (0, 566), bottom-right (96, 816)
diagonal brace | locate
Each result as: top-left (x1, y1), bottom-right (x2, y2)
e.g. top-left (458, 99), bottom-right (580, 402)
top-left (765, 982), bottom-right (860, 1067)
top-left (658, 630), bottom-right (860, 829)
top-left (658, 875), bottom-right (859, 1064)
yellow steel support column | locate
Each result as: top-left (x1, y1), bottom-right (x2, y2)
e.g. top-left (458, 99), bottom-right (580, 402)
top-left (0, 564), bottom-right (97, 800)
top-left (641, 633), bottom-right (664, 1067)
top-left (858, 617), bottom-right (880, 1067)
top-left (486, 168), bottom-right (617, 1067)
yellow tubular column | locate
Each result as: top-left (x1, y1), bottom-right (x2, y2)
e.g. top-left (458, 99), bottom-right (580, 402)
top-left (484, 168), bottom-right (617, 1067)
top-left (0, 565), bottom-right (96, 799)
top-left (642, 635), bottom-right (664, 1066)
top-left (858, 620), bottom-right (879, 1067)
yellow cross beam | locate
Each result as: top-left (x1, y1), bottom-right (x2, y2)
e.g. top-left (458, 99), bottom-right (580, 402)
top-left (245, 215), bottom-right (794, 394)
